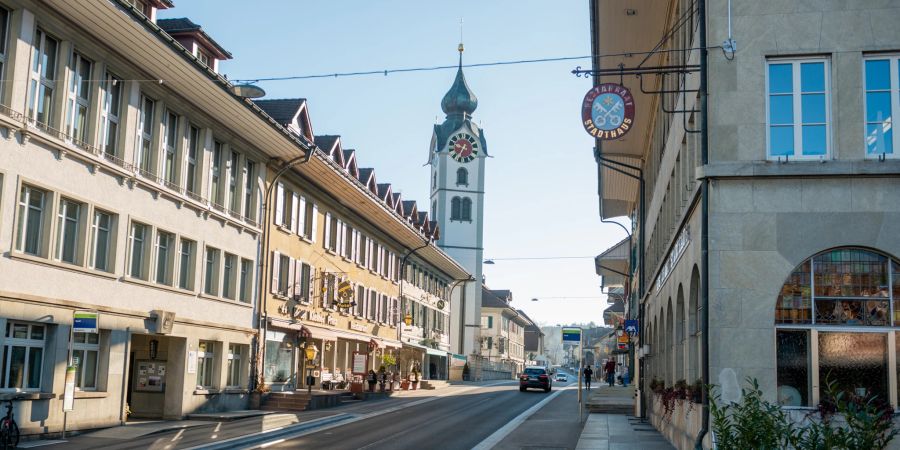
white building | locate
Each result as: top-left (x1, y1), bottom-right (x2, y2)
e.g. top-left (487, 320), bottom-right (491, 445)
top-left (0, 0), bottom-right (312, 435)
top-left (480, 288), bottom-right (528, 377)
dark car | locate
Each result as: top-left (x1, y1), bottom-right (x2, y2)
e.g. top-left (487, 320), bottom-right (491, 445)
top-left (519, 366), bottom-right (551, 392)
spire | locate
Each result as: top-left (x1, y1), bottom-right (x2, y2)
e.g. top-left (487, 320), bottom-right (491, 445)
top-left (441, 43), bottom-right (478, 117)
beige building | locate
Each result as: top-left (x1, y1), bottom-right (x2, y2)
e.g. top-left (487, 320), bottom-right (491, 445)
top-left (480, 288), bottom-right (528, 377)
top-left (257, 104), bottom-right (468, 392)
top-left (0, 0), bottom-right (321, 436)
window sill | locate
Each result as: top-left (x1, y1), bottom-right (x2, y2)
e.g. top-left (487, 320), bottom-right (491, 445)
top-left (73, 391), bottom-right (109, 399)
top-left (223, 388), bottom-right (248, 394)
top-left (193, 388), bottom-right (220, 395)
top-left (0, 392), bottom-right (56, 401)
top-left (10, 252), bottom-right (118, 280)
top-left (275, 226), bottom-right (293, 235)
top-left (198, 293), bottom-right (254, 308)
top-left (122, 276), bottom-right (196, 296)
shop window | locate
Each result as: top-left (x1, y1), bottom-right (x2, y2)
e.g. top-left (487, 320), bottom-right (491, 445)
top-left (1, 322), bottom-right (45, 391)
top-left (226, 344), bottom-right (244, 388)
top-left (775, 247), bottom-right (900, 407)
top-left (197, 340), bottom-right (215, 388)
top-left (264, 333), bottom-right (293, 385)
top-left (72, 332), bottom-right (99, 390)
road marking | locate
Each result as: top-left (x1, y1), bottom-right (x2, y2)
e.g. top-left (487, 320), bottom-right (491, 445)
top-left (470, 386), bottom-right (575, 450)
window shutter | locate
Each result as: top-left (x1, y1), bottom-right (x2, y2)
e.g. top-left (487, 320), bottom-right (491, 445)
top-left (352, 230), bottom-right (360, 262)
top-left (274, 183), bottom-right (284, 226)
top-left (338, 221), bottom-right (346, 256)
top-left (271, 250), bottom-right (281, 294)
top-left (311, 204), bottom-right (318, 243)
top-left (290, 192), bottom-right (300, 233)
top-left (323, 212), bottom-right (331, 249)
top-left (298, 196), bottom-right (307, 237)
top-left (294, 259), bottom-right (303, 299)
top-left (389, 252), bottom-right (395, 281)
top-left (287, 258), bottom-right (296, 297)
top-left (308, 265), bottom-right (316, 303)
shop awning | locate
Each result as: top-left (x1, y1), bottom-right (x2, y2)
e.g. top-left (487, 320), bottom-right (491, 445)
top-left (426, 348), bottom-right (448, 357)
top-left (597, 154), bottom-right (642, 220)
top-left (595, 237), bottom-right (630, 288)
top-left (268, 318), bottom-right (398, 345)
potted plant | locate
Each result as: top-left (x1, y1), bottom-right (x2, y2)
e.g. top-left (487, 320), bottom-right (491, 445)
top-left (249, 375), bottom-right (270, 409)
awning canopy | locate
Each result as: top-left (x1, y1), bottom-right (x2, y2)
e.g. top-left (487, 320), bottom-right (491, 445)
top-left (426, 348), bottom-right (448, 357)
top-left (596, 237), bottom-right (630, 288)
top-left (597, 153), bottom-right (641, 220)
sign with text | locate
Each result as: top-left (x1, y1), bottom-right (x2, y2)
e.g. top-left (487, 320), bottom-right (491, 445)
top-left (562, 327), bottom-right (582, 342)
top-left (582, 83), bottom-right (635, 140)
top-left (73, 310), bottom-right (98, 334)
top-left (352, 351), bottom-right (368, 375)
top-left (63, 366), bottom-right (76, 412)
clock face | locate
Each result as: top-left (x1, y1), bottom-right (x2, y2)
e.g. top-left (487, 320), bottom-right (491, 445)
top-left (447, 132), bottom-right (479, 163)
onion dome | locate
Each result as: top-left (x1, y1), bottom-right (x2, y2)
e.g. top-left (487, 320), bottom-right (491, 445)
top-left (441, 47), bottom-right (478, 117)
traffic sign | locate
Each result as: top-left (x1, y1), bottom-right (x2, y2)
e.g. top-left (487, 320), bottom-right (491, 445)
top-left (562, 327), bottom-right (582, 342)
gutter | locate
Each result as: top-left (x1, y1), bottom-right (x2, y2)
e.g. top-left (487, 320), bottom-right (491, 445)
top-left (695, 0), bottom-right (711, 447)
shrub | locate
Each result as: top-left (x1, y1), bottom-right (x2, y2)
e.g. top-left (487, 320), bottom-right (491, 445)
top-left (709, 378), bottom-right (797, 450)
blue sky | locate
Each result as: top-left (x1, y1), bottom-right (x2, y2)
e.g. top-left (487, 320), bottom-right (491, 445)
top-left (160, 1), bottom-right (626, 326)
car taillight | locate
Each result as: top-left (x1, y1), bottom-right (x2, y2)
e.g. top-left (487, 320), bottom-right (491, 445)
top-left (539, 374), bottom-right (548, 380)
top-left (520, 375), bottom-right (528, 380)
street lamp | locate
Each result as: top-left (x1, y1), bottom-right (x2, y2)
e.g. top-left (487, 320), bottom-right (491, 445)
top-left (305, 343), bottom-right (319, 394)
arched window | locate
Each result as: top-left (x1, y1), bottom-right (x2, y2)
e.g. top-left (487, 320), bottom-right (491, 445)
top-left (676, 285), bottom-right (685, 382)
top-left (688, 266), bottom-right (700, 382)
top-left (456, 167), bottom-right (468, 186)
top-left (450, 197), bottom-right (461, 220)
top-left (775, 247), bottom-right (900, 407)
top-left (432, 200), bottom-right (437, 216)
top-left (432, 171), bottom-right (437, 190)
top-left (461, 197), bottom-right (472, 221)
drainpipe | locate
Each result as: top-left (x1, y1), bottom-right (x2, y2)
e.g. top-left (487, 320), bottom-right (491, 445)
top-left (397, 239), bottom-right (431, 343)
top-left (251, 148), bottom-right (316, 391)
top-left (695, 0), bottom-right (710, 447)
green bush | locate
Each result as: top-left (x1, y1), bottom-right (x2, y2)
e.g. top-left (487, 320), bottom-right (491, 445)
top-left (710, 378), bottom-right (797, 450)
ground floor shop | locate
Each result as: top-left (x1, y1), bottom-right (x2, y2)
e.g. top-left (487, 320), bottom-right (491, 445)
top-left (0, 296), bottom-right (254, 436)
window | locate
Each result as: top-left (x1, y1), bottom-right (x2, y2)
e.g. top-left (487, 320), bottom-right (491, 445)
top-left (322, 273), bottom-right (335, 308)
top-left (28, 29), bottom-right (58, 126)
top-left (226, 344), bottom-right (243, 388)
top-left (163, 111), bottom-right (179, 185)
top-left (239, 258), bottom-right (252, 303)
top-left (276, 254), bottom-right (290, 296)
top-left (1, 322), bottom-right (45, 391)
top-left (302, 199), bottom-right (316, 239)
top-left (204, 247), bottom-right (220, 296)
top-left (137, 96), bottom-right (155, 174)
top-left (456, 167), bottom-right (468, 186)
top-left (128, 222), bottom-right (149, 280)
top-left (343, 225), bottom-right (354, 258)
top-left (197, 341), bottom-right (215, 388)
top-left (280, 187), bottom-right (294, 229)
top-left (178, 239), bottom-right (196, 290)
top-left (154, 231), bottom-right (174, 285)
top-left (210, 141), bottom-right (223, 205)
top-left (197, 50), bottom-right (211, 67)
top-left (327, 215), bottom-right (338, 251)
top-left (368, 290), bottom-right (377, 320)
top-left (355, 286), bottom-right (365, 316)
top-left (229, 152), bottom-right (240, 213)
top-left (461, 197), bottom-right (472, 221)
top-left (298, 262), bottom-right (311, 303)
top-left (100, 72), bottom-right (122, 157)
top-left (222, 253), bottom-right (237, 299)
top-left (0, 9), bottom-right (10, 98)
top-left (864, 57), bottom-right (900, 157)
top-left (450, 197), bottom-right (461, 220)
top-left (186, 126), bottom-right (201, 195)
top-left (65, 51), bottom-right (91, 145)
top-left (55, 198), bottom-right (83, 264)
top-left (766, 59), bottom-right (830, 159)
top-left (380, 295), bottom-right (389, 323)
top-left (72, 332), bottom-right (99, 390)
top-left (90, 209), bottom-right (114, 272)
top-left (775, 248), bottom-right (900, 407)
top-left (358, 235), bottom-right (368, 267)
top-left (16, 184), bottom-right (48, 257)
top-left (243, 160), bottom-right (255, 220)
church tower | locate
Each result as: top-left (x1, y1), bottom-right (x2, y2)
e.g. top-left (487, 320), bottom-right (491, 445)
top-left (429, 44), bottom-right (488, 357)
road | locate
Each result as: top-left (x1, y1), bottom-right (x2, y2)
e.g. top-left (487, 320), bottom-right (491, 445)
top-left (52, 371), bottom-right (585, 449)
top-left (263, 372), bottom-right (581, 450)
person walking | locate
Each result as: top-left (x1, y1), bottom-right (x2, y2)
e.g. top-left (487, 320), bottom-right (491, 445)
top-left (583, 365), bottom-right (593, 390)
top-left (604, 359), bottom-right (616, 387)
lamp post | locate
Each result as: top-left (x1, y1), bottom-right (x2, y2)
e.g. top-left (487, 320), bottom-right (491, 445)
top-left (305, 343), bottom-right (319, 394)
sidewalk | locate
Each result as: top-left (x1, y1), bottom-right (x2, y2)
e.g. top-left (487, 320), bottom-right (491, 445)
top-left (575, 385), bottom-right (673, 450)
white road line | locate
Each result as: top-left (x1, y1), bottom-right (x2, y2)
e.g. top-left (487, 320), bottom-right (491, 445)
top-left (470, 386), bottom-right (575, 450)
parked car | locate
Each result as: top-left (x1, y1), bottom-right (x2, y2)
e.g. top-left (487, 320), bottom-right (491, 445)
top-left (519, 366), bottom-right (552, 392)
top-left (555, 373), bottom-right (568, 382)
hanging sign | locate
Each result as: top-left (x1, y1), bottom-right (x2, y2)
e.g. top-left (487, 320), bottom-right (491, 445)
top-left (73, 310), bottom-right (98, 334)
top-left (582, 83), bottom-right (635, 140)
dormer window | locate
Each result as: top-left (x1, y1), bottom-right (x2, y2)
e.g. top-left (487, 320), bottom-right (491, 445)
top-left (196, 50), bottom-right (211, 67)
top-left (157, 18), bottom-right (232, 74)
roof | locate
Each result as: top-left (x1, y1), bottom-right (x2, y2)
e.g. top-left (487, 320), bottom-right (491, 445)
top-left (256, 99), bottom-right (307, 127)
top-left (595, 237), bottom-right (630, 288)
top-left (481, 287), bottom-right (508, 308)
top-left (516, 309), bottom-right (539, 328)
top-left (157, 17), bottom-right (232, 59)
top-left (357, 168), bottom-right (375, 183)
top-left (441, 57), bottom-right (478, 117)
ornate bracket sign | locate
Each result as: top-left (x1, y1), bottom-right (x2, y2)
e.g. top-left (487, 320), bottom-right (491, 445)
top-left (582, 83), bottom-right (635, 140)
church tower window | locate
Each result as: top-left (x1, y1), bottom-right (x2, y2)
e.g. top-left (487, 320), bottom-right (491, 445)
top-left (456, 168), bottom-right (468, 186)
top-left (461, 197), bottom-right (472, 221)
top-left (450, 197), bottom-right (461, 220)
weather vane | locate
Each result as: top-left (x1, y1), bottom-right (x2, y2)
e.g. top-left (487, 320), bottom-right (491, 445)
top-left (459, 18), bottom-right (464, 53)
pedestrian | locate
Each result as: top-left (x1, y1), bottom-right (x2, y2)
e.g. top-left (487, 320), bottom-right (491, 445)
top-left (583, 365), bottom-right (593, 390)
top-left (367, 369), bottom-right (377, 392)
top-left (604, 359), bottom-right (616, 387)
top-left (622, 365), bottom-right (630, 387)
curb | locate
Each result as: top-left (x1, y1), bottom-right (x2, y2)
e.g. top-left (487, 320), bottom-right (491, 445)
top-left (184, 413), bottom-right (354, 450)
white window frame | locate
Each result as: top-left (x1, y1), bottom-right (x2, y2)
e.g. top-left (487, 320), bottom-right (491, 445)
top-left (65, 51), bottom-right (92, 146)
top-left (16, 184), bottom-right (48, 257)
top-left (863, 55), bottom-right (900, 160)
top-left (204, 246), bottom-right (220, 296)
top-left (89, 208), bottom-right (114, 272)
top-left (226, 344), bottom-right (243, 388)
top-left (2, 321), bottom-right (45, 392)
top-left (162, 110), bottom-right (179, 186)
top-left (186, 125), bottom-right (201, 195)
top-left (27, 29), bottom-right (58, 127)
top-left (154, 230), bottom-right (175, 286)
top-left (136, 95), bottom-right (155, 175)
top-left (239, 258), bottom-right (253, 303)
top-left (764, 57), bottom-right (832, 161)
top-left (197, 341), bottom-right (215, 389)
top-left (178, 238), bottom-right (196, 290)
top-left (72, 332), bottom-right (99, 391)
top-left (128, 221), bottom-right (150, 280)
top-left (210, 141), bottom-right (224, 206)
top-left (100, 72), bottom-right (122, 158)
top-left (222, 252), bottom-right (237, 300)
top-left (55, 197), bottom-right (83, 265)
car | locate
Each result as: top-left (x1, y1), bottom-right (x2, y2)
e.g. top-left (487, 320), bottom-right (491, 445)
top-left (555, 373), bottom-right (568, 382)
top-left (519, 366), bottom-right (552, 392)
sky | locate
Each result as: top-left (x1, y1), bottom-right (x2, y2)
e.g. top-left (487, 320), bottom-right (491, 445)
top-left (159, 1), bottom-right (627, 326)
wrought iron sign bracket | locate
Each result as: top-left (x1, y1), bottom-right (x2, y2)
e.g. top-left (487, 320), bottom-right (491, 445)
top-left (572, 64), bottom-right (700, 78)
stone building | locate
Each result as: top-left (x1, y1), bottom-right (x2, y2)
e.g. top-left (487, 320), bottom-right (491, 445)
top-left (0, 0), bottom-right (298, 435)
top-left (589, 0), bottom-right (900, 448)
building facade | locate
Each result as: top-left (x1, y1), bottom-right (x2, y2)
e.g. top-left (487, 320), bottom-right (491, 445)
top-left (520, 310), bottom-right (544, 365)
top-left (480, 288), bottom-right (528, 377)
top-left (256, 101), bottom-right (468, 392)
top-left (590, 0), bottom-right (900, 448)
top-left (0, 0), bottom-right (308, 435)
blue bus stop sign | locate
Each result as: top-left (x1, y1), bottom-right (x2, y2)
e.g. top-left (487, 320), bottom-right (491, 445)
top-left (562, 327), bottom-right (582, 342)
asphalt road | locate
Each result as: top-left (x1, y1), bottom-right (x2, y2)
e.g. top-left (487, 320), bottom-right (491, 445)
top-left (264, 375), bottom-right (581, 450)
